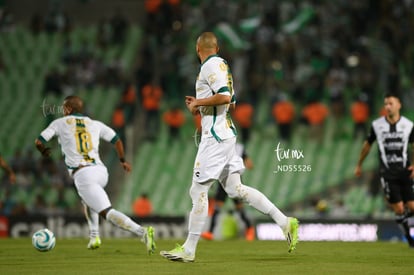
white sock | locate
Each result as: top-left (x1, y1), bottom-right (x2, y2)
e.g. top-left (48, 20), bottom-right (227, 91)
top-left (183, 233), bottom-right (200, 255)
top-left (106, 208), bottom-right (145, 236)
top-left (183, 180), bottom-right (214, 254)
top-left (83, 204), bottom-right (100, 238)
top-left (224, 173), bottom-right (288, 229)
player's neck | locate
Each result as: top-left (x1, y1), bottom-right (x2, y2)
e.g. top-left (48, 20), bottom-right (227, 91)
top-left (199, 52), bottom-right (217, 64)
top-left (386, 113), bottom-right (400, 124)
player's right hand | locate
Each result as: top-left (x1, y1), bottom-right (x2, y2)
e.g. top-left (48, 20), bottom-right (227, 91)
top-left (354, 165), bottom-right (362, 177)
top-left (121, 161), bottom-right (132, 172)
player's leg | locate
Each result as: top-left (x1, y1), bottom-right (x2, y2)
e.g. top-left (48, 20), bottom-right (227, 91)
top-left (391, 202), bottom-right (414, 246)
top-left (74, 166), bottom-right (155, 254)
top-left (202, 183), bottom-right (226, 240)
top-left (184, 180), bottom-right (214, 251)
top-left (382, 177), bottom-right (414, 247)
top-left (406, 200), bottom-right (414, 246)
top-left (83, 202), bottom-right (101, 249)
top-left (160, 179), bottom-right (214, 262)
top-left (222, 173), bottom-right (298, 252)
top-left (233, 198), bottom-right (254, 241)
top-left (160, 137), bottom-right (233, 261)
top-left (400, 178), bottom-right (414, 247)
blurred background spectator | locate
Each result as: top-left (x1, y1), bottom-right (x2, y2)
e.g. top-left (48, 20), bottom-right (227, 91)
top-left (163, 104), bottom-right (186, 141)
top-left (132, 193), bottom-right (153, 218)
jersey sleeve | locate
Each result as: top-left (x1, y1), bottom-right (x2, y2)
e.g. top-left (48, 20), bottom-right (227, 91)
top-left (38, 120), bottom-right (59, 143)
top-left (366, 125), bottom-right (376, 144)
top-left (97, 121), bottom-right (119, 144)
top-left (204, 60), bottom-right (231, 96)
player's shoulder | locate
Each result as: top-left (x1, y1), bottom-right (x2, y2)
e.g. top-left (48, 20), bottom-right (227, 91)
top-left (372, 116), bottom-right (387, 127)
top-left (54, 115), bottom-right (95, 125)
top-left (399, 116), bottom-right (414, 126)
top-left (398, 116), bottom-right (414, 132)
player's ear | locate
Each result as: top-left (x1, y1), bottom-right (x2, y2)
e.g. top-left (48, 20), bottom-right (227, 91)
top-left (63, 105), bottom-right (72, 115)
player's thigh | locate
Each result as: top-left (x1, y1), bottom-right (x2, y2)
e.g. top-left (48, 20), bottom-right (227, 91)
top-left (193, 138), bottom-right (232, 183)
top-left (401, 177), bottom-right (414, 202)
top-left (73, 166), bottom-right (111, 212)
top-left (381, 177), bottom-right (403, 204)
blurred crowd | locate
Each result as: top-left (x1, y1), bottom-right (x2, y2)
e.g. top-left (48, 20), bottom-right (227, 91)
top-left (131, 0), bottom-right (414, 143)
top-left (0, 149), bottom-right (80, 216)
top-left (41, 9), bottom-right (129, 95)
top-left (8, 0), bottom-right (414, 145)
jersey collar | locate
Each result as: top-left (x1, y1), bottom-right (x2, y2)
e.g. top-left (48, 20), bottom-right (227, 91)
top-left (201, 54), bottom-right (219, 66)
top-left (70, 113), bottom-right (85, 117)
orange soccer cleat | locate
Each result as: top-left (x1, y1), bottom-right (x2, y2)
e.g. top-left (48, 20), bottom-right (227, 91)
top-left (245, 227), bottom-right (255, 241)
top-left (201, 231), bottom-right (214, 240)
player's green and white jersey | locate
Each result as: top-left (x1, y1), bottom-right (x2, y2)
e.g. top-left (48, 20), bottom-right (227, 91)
top-left (196, 54), bottom-right (237, 141)
top-left (38, 114), bottom-right (118, 170)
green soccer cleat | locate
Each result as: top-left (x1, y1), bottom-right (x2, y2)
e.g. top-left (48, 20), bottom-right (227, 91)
top-left (283, 217), bottom-right (299, 253)
top-left (142, 226), bottom-right (156, 255)
top-left (87, 236), bottom-right (101, 250)
top-left (160, 244), bottom-right (195, 263)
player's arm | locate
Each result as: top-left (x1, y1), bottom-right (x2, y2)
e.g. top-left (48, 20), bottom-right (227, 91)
top-left (186, 93), bottom-right (231, 111)
top-left (0, 156), bottom-right (16, 183)
top-left (114, 138), bottom-right (131, 172)
top-left (35, 138), bottom-right (52, 157)
top-left (35, 124), bottom-right (56, 158)
top-left (35, 121), bottom-right (57, 158)
top-left (355, 141), bottom-right (372, 177)
top-left (355, 125), bottom-right (375, 177)
top-left (100, 121), bottom-right (131, 172)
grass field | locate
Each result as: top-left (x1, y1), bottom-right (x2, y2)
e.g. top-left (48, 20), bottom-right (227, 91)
top-left (0, 238), bottom-right (412, 274)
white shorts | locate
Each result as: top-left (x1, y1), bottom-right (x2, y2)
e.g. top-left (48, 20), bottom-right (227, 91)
top-left (73, 165), bottom-right (111, 213)
top-left (193, 136), bottom-right (244, 183)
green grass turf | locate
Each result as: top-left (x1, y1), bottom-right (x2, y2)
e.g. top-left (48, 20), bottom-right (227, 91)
top-left (0, 238), bottom-right (412, 275)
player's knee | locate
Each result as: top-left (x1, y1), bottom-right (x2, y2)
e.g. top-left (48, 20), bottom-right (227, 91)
top-left (224, 183), bottom-right (242, 199)
top-left (189, 182), bottom-right (210, 202)
top-left (99, 206), bottom-right (112, 219)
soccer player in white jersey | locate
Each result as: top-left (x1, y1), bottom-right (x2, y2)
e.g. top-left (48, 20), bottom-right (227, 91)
top-left (355, 93), bottom-right (414, 247)
top-left (35, 96), bottom-right (156, 254)
top-left (160, 32), bottom-right (299, 263)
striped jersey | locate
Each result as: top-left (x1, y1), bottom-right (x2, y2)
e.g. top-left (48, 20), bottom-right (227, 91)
top-left (38, 114), bottom-right (119, 171)
top-left (196, 54), bottom-right (237, 141)
top-left (367, 115), bottom-right (414, 179)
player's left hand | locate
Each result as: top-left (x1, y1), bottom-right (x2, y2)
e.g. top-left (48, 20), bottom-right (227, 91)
top-left (121, 161), bottom-right (132, 172)
top-left (185, 96), bottom-right (198, 114)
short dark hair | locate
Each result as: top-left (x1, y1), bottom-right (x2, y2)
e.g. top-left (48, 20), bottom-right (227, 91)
top-left (384, 92), bottom-right (401, 101)
top-left (63, 95), bottom-right (84, 114)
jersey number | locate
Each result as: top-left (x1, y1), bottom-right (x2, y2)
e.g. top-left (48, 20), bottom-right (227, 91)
top-left (75, 119), bottom-right (95, 163)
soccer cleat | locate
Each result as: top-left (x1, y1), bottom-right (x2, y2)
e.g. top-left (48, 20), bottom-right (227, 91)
top-left (142, 226), bottom-right (156, 255)
top-left (87, 236), bottom-right (101, 250)
top-left (283, 217), bottom-right (299, 253)
top-left (160, 244), bottom-right (195, 263)
top-left (245, 226), bottom-right (255, 241)
top-left (201, 231), bottom-right (214, 240)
